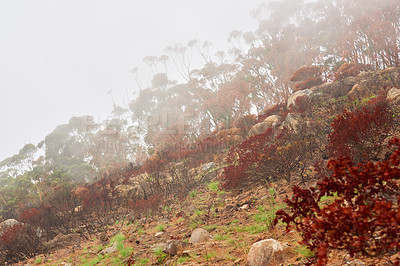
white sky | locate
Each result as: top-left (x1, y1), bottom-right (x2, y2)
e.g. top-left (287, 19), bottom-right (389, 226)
top-left (0, 0), bottom-right (261, 161)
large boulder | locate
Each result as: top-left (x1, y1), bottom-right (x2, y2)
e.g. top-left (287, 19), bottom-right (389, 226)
top-left (387, 87), bottom-right (400, 104)
top-left (201, 162), bottom-right (218, 180)
top-left (0, 219), bottom-right (21, 236)
top-left (347, 84), bottom-right (372, 102)
top-left (263, 115), bottom-right (282, 128)
top-left (188, 228), bottom-right (211, 244)
top-left (248, 122), bottom-right (269, 137)
top-left (280, 113), bottom-right (302, 132)
top-left (313, 82), bottom-right (335, 95)
top-left (201, 162), bottom-right (217, 172)
top-left (287, 89), bottom-right (313, 111)
top-left (247, 239), bottom-right (294, 266)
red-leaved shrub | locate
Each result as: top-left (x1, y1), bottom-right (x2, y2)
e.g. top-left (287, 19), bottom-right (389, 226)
top-left (327, 95), bottom-right (395, 162)
top-left (275, 138), bottom-right (400, 265)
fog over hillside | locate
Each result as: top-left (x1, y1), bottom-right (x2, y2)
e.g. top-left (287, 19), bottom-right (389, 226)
top-left (0, 0), bottom-right (260, 161)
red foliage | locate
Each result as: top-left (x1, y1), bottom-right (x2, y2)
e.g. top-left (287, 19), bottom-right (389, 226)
top-left (233, 115), bottom-right (257, 135)
top-left (222, 127), bottom-right (314, 189)
top-left (288, 95), bottom-right (309, 113)
top-left (334, 62), bottom-right (370, 81)
top-left (327, 95), bottom-right (393, 162)
top-left (257, 103), bottom-right (286, 123)
top-left (0, 224), bottom-right (24, 244)
top-left (275, 138), bottom-right (400, 265)
top-left (128, 194), bottom-right (162, 214)
top-left (19, 207), bottom-right (40, 224)
top-left (294, 76), bottom-right (324, 92)
top-left (290, 66), bottom-right (321, 82)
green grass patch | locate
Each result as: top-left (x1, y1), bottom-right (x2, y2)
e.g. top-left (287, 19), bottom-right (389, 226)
top-left (214, 233), bottom-right (230, 241)
top-left (156, 224), bottom-right (165, 232)
top-left (204, 251), bottom-right (217, 260)
top-left (295, 245), bottom-right (314, 258)
top-left (202, 224), bottom-right (217, 231)
top-left (135, 258), bottom-right (150, 265)
top-left (237, 224), bottom-right (268, 234)
top-left (189, 189), bottom-right (198, 198)
top-left (207, 181), bottom-right (219, 192)
top-left (177, 256), bottom-right (190, 263)
top-left (110, 233), bottom-right (125, 244)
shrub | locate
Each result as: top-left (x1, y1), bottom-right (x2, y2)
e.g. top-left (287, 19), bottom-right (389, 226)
top-left (294, 77), bottom-right (324, 92)
top-left (0, 224), bottom-right (42, 264)
top-left (290, 66), bottom-right (321, 82)
top-left (222, 126), bottom-right (316, 189)
top-left (327, 95), bottom-right (395, 162)
top-left (334, 62), bottom-right (370, 81)
top-left (275, 138), bottom-right (400, 265)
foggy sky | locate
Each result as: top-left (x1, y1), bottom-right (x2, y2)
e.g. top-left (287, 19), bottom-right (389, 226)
top-left (0, 0), bottom-right (260, 161)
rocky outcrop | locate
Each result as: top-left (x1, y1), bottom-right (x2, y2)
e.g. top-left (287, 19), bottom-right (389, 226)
top-left (247, 239), bottom-right (294, 266)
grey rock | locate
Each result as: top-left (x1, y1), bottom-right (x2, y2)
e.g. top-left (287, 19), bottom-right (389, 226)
top-left (387, 87), bottom-right (400, 103)
top-left (247, 239), bottom-right (294, 266)
top-left (101, 242), bottom-right (118, 254)
top-left (248, 122), bottom-right (269, 137)
top-left (188, 228), bottom-right (211, 244)
top-left (163, 239), bottom-right (189, 256)
top-left (263, 115), bottom-right (282, 128)
top-left (201, 162), bottom-right (217, 172)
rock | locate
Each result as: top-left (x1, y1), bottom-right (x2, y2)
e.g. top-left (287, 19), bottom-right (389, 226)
top-left (155, 232), bottom-right (164, 237)
top-left (201, 162), bottom-right (218, 180)
top-left (287, 89), bottom-right (312, 111)
top-left (0, 219), bottom-right (21, 236)
top-left (162, 240), bottom-right (189, 256)
top-left (342, 76), bottom-right (357, 87)
top-left (188, 228), bottom-right (211, 244)
top-left (281, 113), bottom-right (302, 132)
top-left (381, 67), bottom-right (397, 75)
top-left (247, 239), bottom-right (294, 266)
top-left (263, 115), bottom-right (282, 128)
top-left (151, 243), bottom-right (166, 252)
top-left (234, 258), bottom-right (243, 264)
top-left (357, 71), bottom-right (370, 80)
top-left (43, 233), bottom-right (81, 252)
top-left (164, 259), bottom-right (175, 266)
top-left (239, 204), bottom-right (249, 210)
top-left (101, 242), bottom-right (118, 254)
top-left (313, 82), bottom-right (335, 94)
top-left (248, 122), bottom-right (269, 137)
top-left (347, 84), bottom-right (371, 102)
top-left (201, 162), bottom-right (217, 172)
top-left (100, 232), bottom-right (109, 243)
top-left (346, 260), bottom-right (365, 265)
top-left (387, 87), bottom-right (400, 103)
top-left (182, 249), bottom-right (194, 257)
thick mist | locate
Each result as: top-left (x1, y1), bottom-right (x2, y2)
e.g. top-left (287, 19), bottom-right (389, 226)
top-left (0, 0), bottom-right (260, 161)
